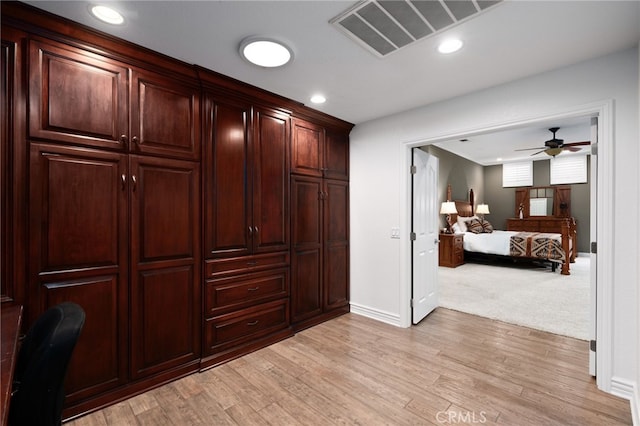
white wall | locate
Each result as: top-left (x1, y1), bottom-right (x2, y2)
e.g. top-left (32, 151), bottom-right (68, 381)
top-left (350, 47), bottom-right (639, 403)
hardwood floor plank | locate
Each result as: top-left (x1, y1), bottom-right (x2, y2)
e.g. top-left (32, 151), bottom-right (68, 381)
top-left (66, 309), bottom-right (632, 426)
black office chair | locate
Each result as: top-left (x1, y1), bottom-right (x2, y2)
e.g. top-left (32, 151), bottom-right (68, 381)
top-left (9, 302), bottom-right (85, 426)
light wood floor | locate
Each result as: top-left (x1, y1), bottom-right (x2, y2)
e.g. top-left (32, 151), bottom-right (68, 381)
top-left (66, 309), bottom-right (632, 425)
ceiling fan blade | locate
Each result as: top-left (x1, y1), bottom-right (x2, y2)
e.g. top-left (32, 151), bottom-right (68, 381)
top-left (529, 149), bottom-right (546, 156)
top-left (563, 140), bottom-right (590, 147)
top-left (564, 146), bottom-right (583, 152)
top-left (515, 147), bottom-right (546, 151)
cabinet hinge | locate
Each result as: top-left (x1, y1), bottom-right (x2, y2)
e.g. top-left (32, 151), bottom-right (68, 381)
top-left (409, 232), bottom-right (416, 241)
top-left (590, 242), bottom-right (597, 254)
top-left (410, 299), bottom-right (414, 308)
top-left (590, 340), bottom-right (596, 352)
top-left (410, 165), bottom-right (417, 174)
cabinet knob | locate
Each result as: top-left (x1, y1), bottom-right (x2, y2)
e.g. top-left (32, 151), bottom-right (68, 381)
top-left (131, 175), bottom-right (137, 191)
top-left (120, 135), bottom-right (128, 146)
top-left (132, 136), bottom-right (139, 145)
top-left (121, 174), bottom-right (127, 190)
top-left (247, 320), bottom-right (259, 326)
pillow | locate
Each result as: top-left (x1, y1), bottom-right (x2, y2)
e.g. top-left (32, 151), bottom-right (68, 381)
top-left (480, 219), bottom-right (494, 233)
top-left (456, 215), bottom-right (479, 233)
top-left (466, 218), bottom-right (484, 234)
top-left (451, 223), bottom-right (461, 234)
top-left (455, 217), bottom-right (467, 233)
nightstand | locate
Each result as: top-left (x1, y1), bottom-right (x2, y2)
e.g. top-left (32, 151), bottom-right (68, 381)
top-left (439, 233), bottom-right (464, 267)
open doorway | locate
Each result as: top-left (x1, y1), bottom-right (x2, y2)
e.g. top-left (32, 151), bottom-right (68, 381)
top-left (409, 110), bottom-right (603, 378)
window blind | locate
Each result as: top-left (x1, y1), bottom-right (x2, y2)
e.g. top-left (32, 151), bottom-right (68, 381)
top-left (550, 155), bottom-right (587, 184)
top-left (503, 161), bottom-right (533, 187)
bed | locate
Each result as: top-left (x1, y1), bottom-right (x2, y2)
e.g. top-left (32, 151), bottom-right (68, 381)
top-left (450, 189), bottom-right (575, 275)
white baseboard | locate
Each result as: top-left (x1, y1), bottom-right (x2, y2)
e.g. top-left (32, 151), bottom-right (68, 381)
top-left (349, 303), bottom-right (405, 328)
top-left (610, 376), bottom-right (638, 424)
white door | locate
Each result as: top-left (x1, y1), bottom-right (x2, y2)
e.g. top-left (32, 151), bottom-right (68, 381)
top-left (412, 148), bottom-right (439, 324)
top-left (589, 117), bottom-right (598, 376)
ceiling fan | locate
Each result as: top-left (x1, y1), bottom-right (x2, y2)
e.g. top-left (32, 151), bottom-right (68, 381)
top-left (516, 127), bottom-right (590, 157)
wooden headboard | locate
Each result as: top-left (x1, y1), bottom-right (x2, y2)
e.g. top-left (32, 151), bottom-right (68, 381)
top-left (448, 187), bottom-right (474, 223)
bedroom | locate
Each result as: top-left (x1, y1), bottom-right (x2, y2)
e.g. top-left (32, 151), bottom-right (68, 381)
top-left (422, 121), bottom-right (592, 340)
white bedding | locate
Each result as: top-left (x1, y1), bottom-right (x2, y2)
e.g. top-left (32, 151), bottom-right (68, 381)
top-left (459, 230), bottom-right (518, 256)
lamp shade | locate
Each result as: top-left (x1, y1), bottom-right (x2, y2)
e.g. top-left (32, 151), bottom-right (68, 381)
top-left (476, 204), bottom-right (490, 215)
top-left (439, 201), bottom-right (458, 215)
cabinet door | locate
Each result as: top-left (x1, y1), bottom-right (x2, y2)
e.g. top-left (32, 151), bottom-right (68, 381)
top-left (324, 129), bottom-right (349, 181)
top-left (29, 143), bottom-right (128, 402)
top-left (131, 69), bottom-right (200, 160)
top-left (28, 38), bottom-right (128, 150)
top-left (291, 118), bottom-right (324, 177)
top-left (252, 107), bottom-right (290, 253)
top-left (130, 155), bottom-right (200, 379)
top-left (204, 97), bottom-right (252, 258)
top-left (323, 179), bottom-right (349, 310)
top-left (291, 176), bottom-right (323, 322)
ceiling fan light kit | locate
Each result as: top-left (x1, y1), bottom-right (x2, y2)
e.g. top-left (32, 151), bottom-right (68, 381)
top-left (515, 127), bottom-right (590, 158)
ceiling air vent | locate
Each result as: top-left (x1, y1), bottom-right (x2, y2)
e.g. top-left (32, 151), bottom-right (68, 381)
top-left (331, 0), bottom-right (502, 57)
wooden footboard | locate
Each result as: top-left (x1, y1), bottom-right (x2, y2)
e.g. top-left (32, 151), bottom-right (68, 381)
top-left (560, 218), bottom-right (577, 275)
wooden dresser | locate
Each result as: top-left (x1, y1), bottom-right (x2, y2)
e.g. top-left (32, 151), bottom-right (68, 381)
top-left (506, 217), bottom-right (576, 234)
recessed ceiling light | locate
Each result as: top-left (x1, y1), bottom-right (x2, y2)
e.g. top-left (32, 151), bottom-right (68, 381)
top-left (240, 37), bottom-right (293, 68)
top-left (310, 94), bottom-right (326, 104)
top-left (90, 5), bottom-right (124, 25)
top-left (438, 38), bottom-right (463, 54)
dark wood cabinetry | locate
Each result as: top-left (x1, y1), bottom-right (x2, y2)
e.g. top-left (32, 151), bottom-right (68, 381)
top-left (2, 2), bottom-right (352, 419)
top-left (28, 143), bottom-right (129, 402)
top-left (290, 119), bottom-right (350, 330)
top-left (24, 30), bottom-right (202, 414)
top-left (204, 96), bottom-right (289, 258)
top-left (29, 38), bottom-right (200, 160)
top-left (439, 233), bottom-right (464, 267)
top-left (129, 156), bottom-right (201, 380)
top-left (291, 118), bottom-right (349, 180)
top-left (201, 91), bottom-right (293, 369)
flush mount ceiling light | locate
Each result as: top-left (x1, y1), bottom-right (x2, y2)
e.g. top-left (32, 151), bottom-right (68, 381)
top-left (438, 38), bottom-right (463, 54)
top-left (310, 94), bottom-right (326, 104)
top-left (90, 4), bottom-right (124, 25)
top-left (239, 37), bottom-right (293, 68)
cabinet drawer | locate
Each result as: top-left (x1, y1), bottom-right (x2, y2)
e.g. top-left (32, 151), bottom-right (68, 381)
top-left (206, 268), bottom-right (289, 315)
top-left (506, 221), bottom-right (527, 231)
top-left (453, 236), bottom-right (463, 250)
top-left (538, 221), bottom-right (560, 233)
top-left (205, 252), bottom-right (289, 278)
top-left (204, 300), bottom-right (289, 355)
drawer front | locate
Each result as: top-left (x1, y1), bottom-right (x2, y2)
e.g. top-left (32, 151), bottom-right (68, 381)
top-left (205, 252), bottom-right (289, 278)
top-left (538, 220), bottom-right (560, 233)
top-left (204, 300), bottom-right (289, 355)
top-left (206, 268), bottom-right (289, 315)
top-left (506, 220), bottom-right (527, 231)
top-left (453, 236), bottom-right (463, 251)
top-left (454, 250), bottom-right (464, 265)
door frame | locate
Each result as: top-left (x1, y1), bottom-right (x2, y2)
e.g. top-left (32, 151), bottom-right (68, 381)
top-left (398, 100), bottom-right (614, 392)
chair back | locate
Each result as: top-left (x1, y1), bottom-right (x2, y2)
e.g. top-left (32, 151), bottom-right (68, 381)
top-left (9, 302), bottom-right (85, 426)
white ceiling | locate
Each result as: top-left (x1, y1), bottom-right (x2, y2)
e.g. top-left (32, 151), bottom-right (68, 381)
top-left (23, 0), bottom-right (640, 164)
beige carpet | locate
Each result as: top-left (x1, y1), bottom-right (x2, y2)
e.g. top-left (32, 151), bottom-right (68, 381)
top-left (438, 255), bottom-right (590, 340)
